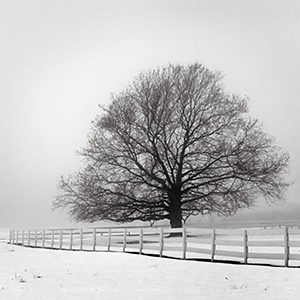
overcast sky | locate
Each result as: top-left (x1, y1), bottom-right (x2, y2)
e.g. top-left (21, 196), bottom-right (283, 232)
top-left (1, 0), bottom-right (300, 228)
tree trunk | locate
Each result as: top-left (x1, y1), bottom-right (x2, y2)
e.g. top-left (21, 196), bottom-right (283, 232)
top-left (168, 190), bottom-right (183, 229)
top-left (169, 209), bottom-right (183, 228)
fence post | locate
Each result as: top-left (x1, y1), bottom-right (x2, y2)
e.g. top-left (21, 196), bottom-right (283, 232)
top-left (93, 228), bottom-right (97, 251)
top-left (42, 230), bottom-right (45, 248)
top-left (243, 229), bottom-right (248, 264)
top-left (16, 230), bottom-right (19, 245)
top-left (28, 230), bottom-right (31, 246)
top-left (9, 229), bottom-right (12, 244)
top-left (34, 230), bottom-right (38, 247)
top-left (51, 230), bottom-right (54, 249)
top-left (159, 227), bottom-right (164, 257)
top-left (211, 229), bottom-right (216, 262)
top-left (283, 227), bottom-right (289, 267)
top-left (182, 226), bottom-right (187, 260)
top-left (123, 228), bottom-right (127, 252)
top-left (22, 230), bottom-right (24, 245)
top-left (69, 229), bottom-right (73, 250)
top-left (80, 228), bottom-right (83, 251)
top-left (59, 230), bottom-right (63, 250)
top-left (139, 228), bottom-right (143, 254)
top-left (107, 229), bottom-right (111, 252)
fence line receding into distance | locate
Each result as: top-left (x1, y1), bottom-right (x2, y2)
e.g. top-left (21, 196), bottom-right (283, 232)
top-left (8, 224), bottom-right (300, 268)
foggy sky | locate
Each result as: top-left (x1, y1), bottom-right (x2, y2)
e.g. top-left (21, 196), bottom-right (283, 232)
top-left (1, 0), bottom-right (300, 228)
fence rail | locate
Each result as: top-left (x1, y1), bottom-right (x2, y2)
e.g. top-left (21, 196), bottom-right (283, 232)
top-left (8, 224), bottom-right (300, 267)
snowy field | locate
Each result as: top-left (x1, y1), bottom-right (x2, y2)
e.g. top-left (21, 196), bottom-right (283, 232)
top-left (1, 229), bottom-right (300, 300)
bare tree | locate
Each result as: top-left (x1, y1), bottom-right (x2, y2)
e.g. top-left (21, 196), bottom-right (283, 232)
top-left (54, 63), bottom-right (290, 228)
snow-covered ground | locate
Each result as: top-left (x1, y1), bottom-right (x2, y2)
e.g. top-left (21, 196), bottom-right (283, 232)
top-left (1, 228), bottom-right (300, 300)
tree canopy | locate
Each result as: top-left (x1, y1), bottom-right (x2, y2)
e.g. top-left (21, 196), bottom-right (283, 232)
top-left (54, 63), bottom-right (290, 228)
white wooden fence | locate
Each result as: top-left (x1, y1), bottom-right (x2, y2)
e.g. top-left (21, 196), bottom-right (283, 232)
top-left (8, 225), bottom-right (300, 267)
